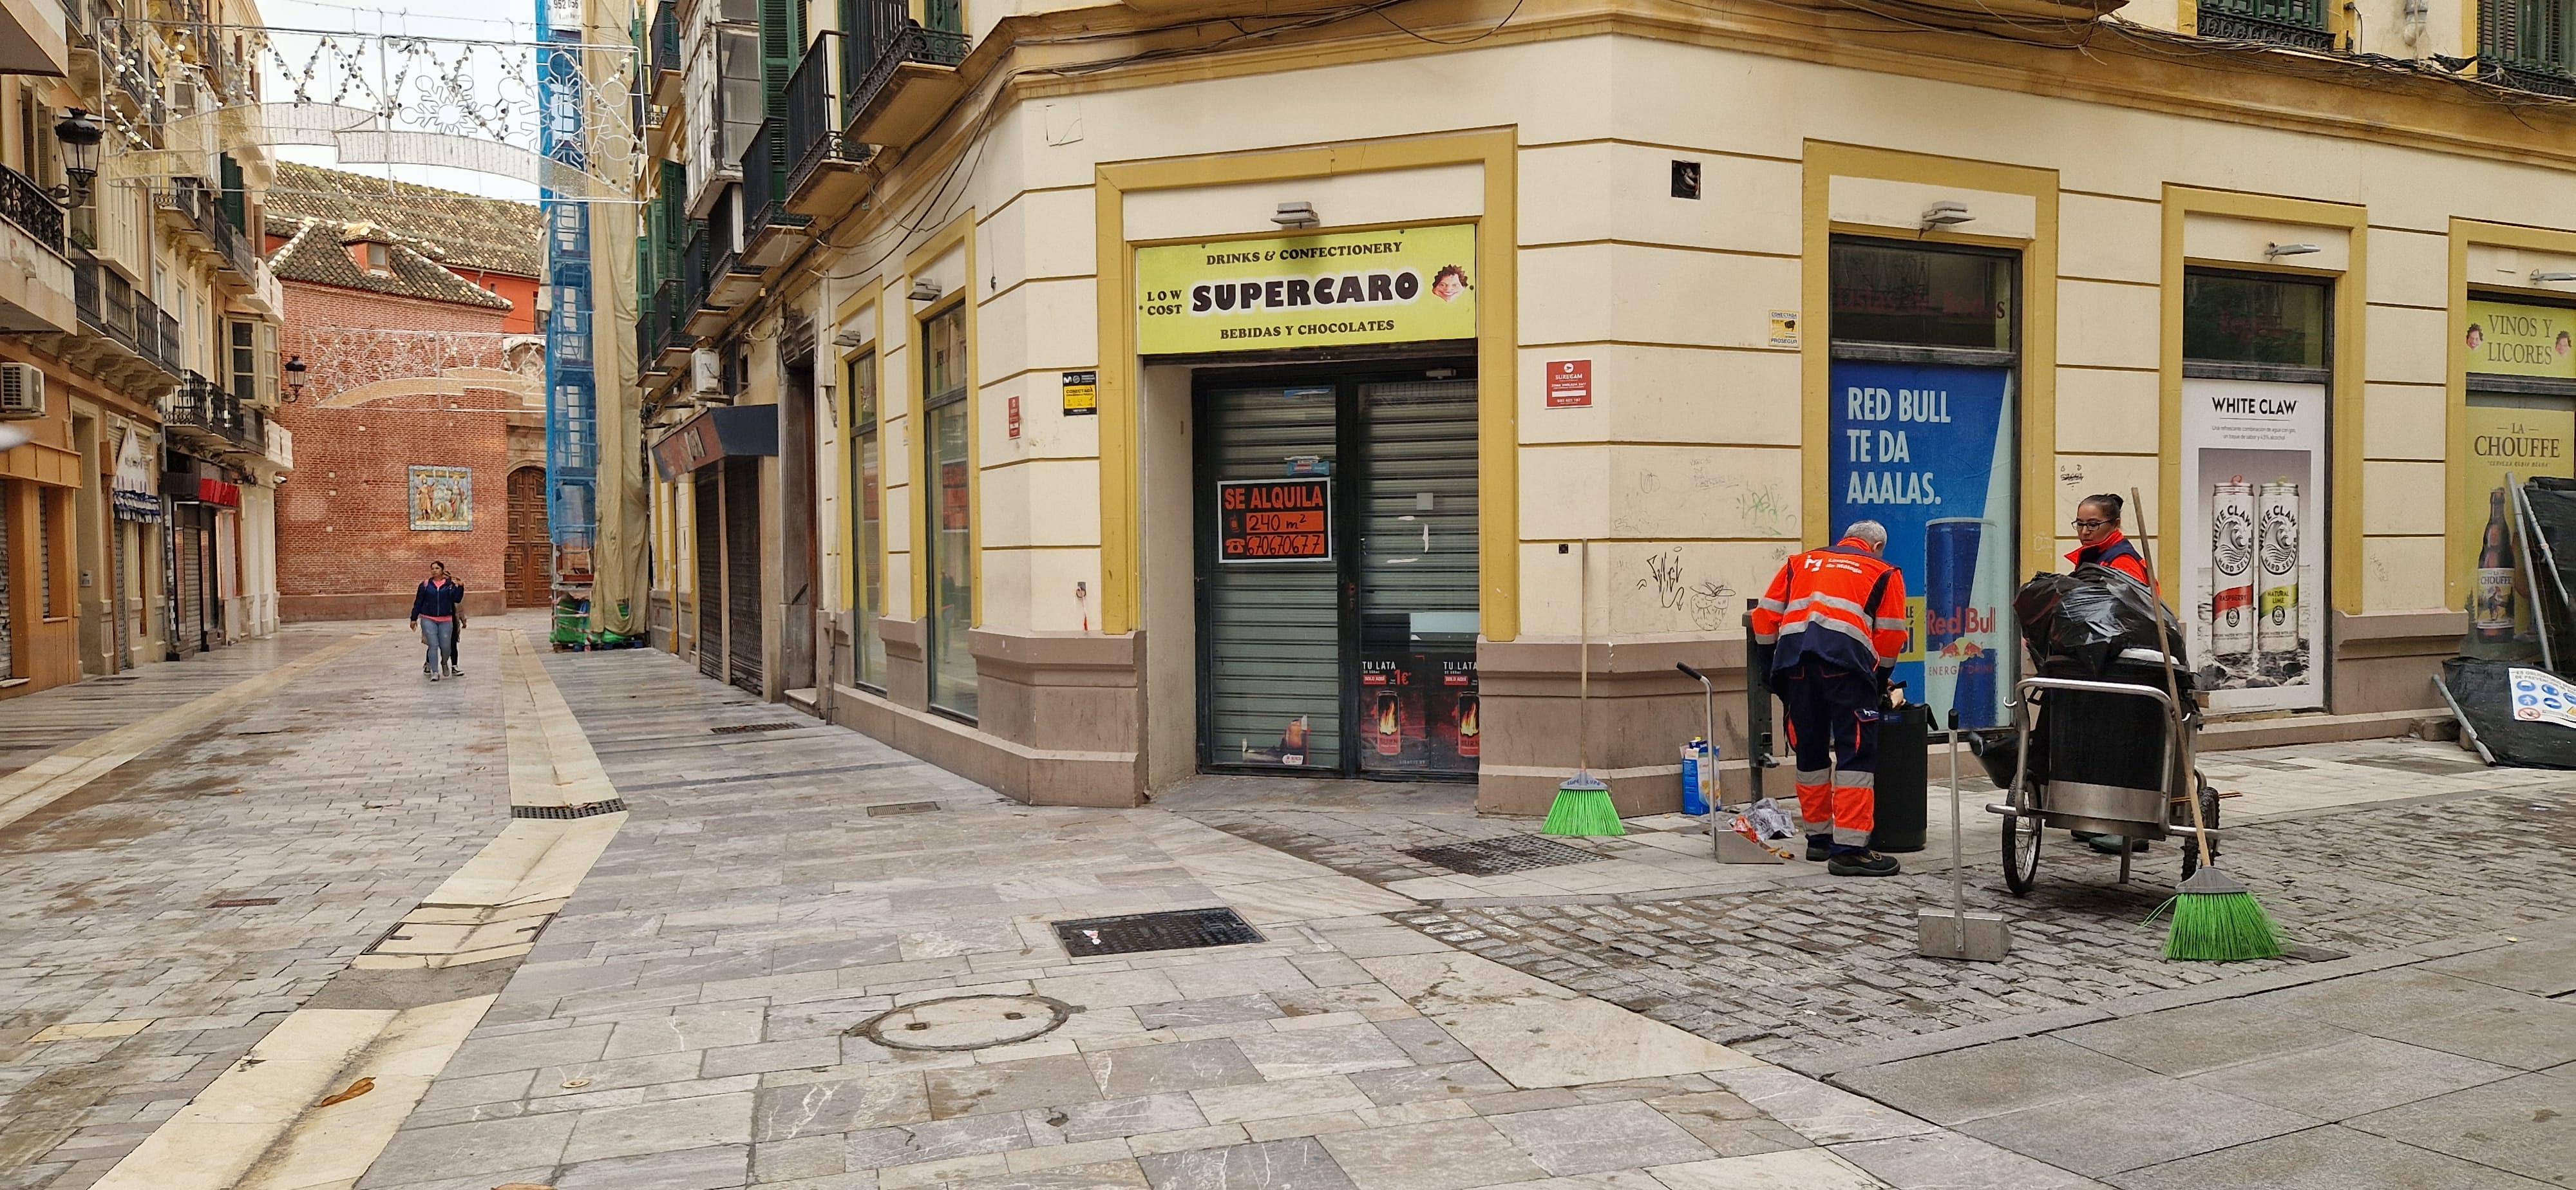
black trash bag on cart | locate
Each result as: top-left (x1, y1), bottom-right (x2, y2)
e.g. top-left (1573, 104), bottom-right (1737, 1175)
top-left (2441, 657), bottom-right (2576, 769)
top-left (2012, 565), bottom-right (2191, 679)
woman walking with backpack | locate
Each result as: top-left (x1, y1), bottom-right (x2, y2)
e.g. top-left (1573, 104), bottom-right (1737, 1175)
top-left (409, 562), bottom-right (466, 681)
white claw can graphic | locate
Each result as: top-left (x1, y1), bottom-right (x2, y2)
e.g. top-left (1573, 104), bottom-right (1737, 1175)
top-left (2255, 480), bottom-right (2302, 660)
top-left (2210, 478), bottom-right (2258, 658)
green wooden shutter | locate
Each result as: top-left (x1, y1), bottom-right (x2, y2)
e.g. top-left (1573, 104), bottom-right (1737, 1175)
top-left (217, 153), bottom-right (246, 229)
top-left (759, 0), bottom-right (797, 117)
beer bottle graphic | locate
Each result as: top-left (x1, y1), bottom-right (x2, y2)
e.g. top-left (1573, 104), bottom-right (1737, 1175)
top-left (2475, 487), bottom-right (2517, 643)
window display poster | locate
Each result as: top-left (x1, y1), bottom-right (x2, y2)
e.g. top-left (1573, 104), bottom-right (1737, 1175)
top-left (1827, 361), bottom-right (2018, 728)
top-left (2180, 378), bottom-right (2328, 712)
top-left (2459, 396), bottom-right (2575, 659)
top-left (2465, 300), bottom-right (2576, 380)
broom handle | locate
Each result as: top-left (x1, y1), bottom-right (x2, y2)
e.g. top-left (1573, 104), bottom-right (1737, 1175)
top-left (2130, 487), bottom-right (2213, 869)
top-left (1578, 539), bottom-right (1590, 773)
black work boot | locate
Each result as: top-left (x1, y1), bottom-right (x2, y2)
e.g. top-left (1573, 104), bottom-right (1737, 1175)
top-left (1828, 849), bottom-right (1901, 877)
top-left (1806, 836), bottom-right (1830, 862)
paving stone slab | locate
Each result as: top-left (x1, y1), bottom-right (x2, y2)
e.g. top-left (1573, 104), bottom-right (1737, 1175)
top-left (2180, 1035), bottom-right (2521, 1120)
top-left (2342, 1071), bottom-right (2576, 1185)
top-left (1955, 1080), bottom-right (2319, 1177)
top-left (1830, 1037), bottom-right (2161, 1126)
top-left (2105, 1123), bottom-right (2556, 1190)
top-left (1482, 1100), bottom-right (1716, 1175)
top-left (1135, 1135), bottom-right (1358, 1189)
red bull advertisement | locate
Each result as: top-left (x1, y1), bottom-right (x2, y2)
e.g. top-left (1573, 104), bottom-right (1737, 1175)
top-left (1829, 362), bottom-right (2018, 729)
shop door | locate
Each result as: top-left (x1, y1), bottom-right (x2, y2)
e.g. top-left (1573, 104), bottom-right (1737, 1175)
top-left (723, 456), bottom-right (764, 695)
top-left (1195, 368), bottom-right (1479, 779)
top-left (506, 466), bottom-right (549, 607)
top-left (695, 475), bottom-right (722, 681)
top-left (173, 509), bottom-right (205, 657)
top-left (0, 482), bottom-right (12, 679)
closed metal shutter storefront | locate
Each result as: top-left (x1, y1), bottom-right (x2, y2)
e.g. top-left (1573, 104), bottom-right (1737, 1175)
top-left (1357, 379), bottom-right (1480, 776)
top-left (696, 476), bottom-right (722, 681)
top-left (174, 510), bottom-right (204, 657)
top-left (1200, 386), bottom-right (1341, 770)
top-left (110, 523), bottom-right (129, 671)
top-left (724, 457), bottom-right (763, 694)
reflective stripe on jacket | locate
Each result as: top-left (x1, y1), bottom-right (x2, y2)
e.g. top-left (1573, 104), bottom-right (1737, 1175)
top-left (1750, 539), bottom-right (1909, 674)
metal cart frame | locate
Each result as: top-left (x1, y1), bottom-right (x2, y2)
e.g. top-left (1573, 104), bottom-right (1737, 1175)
top-left (1981, 669), bottom-right (2222, 894)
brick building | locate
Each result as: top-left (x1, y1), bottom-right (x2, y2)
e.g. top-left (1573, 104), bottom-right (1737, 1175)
top-left (267, 167), bottom-right (544, 621)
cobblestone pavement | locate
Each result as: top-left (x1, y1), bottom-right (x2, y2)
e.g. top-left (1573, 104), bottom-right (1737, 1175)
top-left (0, 624), bottom-right (361, 777)
top-left (0, 623), bottom-right (511, 1187)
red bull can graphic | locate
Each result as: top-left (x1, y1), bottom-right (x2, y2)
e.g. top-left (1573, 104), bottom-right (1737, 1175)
top-left (2210, 478), bottom-right (2257, 659)
top-left (2255, 480), bottom-right (2301, 661)
top-left (1924, 518), bottom-right (2002, 728)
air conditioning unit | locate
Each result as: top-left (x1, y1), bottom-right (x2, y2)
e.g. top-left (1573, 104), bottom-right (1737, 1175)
top-left (689, 348), bottom-right (724, 397)
top-left (0, 363), bottom-right (45, 419)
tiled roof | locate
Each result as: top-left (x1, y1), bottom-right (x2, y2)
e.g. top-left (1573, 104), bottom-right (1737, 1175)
top-left (267, 162), bottom-right (545, 279)
top-left (269, 216), bottom-right (515, 310)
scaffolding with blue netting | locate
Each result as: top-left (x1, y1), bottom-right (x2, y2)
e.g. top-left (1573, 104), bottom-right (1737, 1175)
top-left (539, 1), bottom-right (597, 644)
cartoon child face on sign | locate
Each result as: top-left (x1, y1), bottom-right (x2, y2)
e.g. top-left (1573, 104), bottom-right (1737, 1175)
top-left (1431, 265), bottom-right (1469, 303)
top-left (2467, 324), bottom-right (2485, 351)
top-left (2558, 330), bottom-right (2571, 359)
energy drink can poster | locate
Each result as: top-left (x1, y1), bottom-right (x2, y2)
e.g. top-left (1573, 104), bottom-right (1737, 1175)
top-left (2180, 377), bottom-right (2327, 713)
top-left (1828, 362), bottom-right (2018, 729)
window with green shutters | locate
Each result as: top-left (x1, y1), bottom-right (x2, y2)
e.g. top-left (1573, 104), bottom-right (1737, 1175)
top-left (925, 0), bottom-right (963, 34)
top-left (2483, 0), bottom-right (2576, 91)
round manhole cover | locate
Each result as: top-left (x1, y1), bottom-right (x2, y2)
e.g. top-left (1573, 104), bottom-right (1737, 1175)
top-left (848, 994), bottom-right (1074, 1052)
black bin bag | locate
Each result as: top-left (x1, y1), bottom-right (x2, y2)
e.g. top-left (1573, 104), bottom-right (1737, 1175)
top-left (2012, 565), bottom-right (2192, 679)
top-left (2442, 657), bottom-right (2576, 769)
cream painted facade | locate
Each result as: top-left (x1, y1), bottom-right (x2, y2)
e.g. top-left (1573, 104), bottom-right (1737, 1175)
top-left (633, 0), bottom-right (2576, 811)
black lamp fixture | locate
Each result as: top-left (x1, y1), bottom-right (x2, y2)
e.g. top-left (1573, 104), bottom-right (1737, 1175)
top-left (283, 354), bottom-right (307, 402)
top-left (53, 109), bottom-right (102, 206)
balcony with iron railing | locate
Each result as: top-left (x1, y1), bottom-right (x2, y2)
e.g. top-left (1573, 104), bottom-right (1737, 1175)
top-left (71, 249), bottom-right (182, 381)
top-left (0, 161), bottom-right (64, 254)
top-left (2479, 2), bottom-right (2576, 95)
top-left (0, 160), bottom-right (72, 334)
top-left (156, 176), bottom-right (260, 283)
top-left (656, 276), bottom-right (695, 360)
top-left (786, 32), bottom-right (873, 217)
top-left (649, 1), bottom-right (683, 109)
top-left (845, 0), bottom-right (971, 149)
top-left (740, 118), bottom-right (813, 264)
top-left (166, 373), bottom-right (246, 448)
top-left (2195, 0), bottom-right (2333, 49)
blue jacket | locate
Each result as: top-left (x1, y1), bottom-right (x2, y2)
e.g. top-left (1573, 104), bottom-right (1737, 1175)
top-left (410, 578), bottom-right (466, 621)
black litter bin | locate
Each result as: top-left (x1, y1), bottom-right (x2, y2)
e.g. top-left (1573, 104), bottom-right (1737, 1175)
top-left (1870, 701), bottom-right (1930, 853)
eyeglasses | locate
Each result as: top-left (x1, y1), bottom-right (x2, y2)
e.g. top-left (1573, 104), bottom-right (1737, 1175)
top-left (2070, 519), bottom-right (2112, 530)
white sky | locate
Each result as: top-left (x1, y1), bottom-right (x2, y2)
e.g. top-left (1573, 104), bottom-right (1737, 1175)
top-left (260, 0), bottom-right (551, 202)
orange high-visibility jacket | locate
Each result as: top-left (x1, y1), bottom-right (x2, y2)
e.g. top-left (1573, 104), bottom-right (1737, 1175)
top-left (1750, 539), bottom-right (1910, 675)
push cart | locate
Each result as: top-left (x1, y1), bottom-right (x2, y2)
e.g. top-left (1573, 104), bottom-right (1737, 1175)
top-left (1979, 648), bottom-right (2224, 895)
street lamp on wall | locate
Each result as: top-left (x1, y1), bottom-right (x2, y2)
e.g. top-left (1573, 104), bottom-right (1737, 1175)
top-left (283, 354), bottom-right (307, 402)
top-left (53, 109), bottom-right (102, 207)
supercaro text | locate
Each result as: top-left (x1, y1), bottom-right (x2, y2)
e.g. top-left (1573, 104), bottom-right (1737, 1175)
top-left (1191, 270), bottom-right (1421, 315)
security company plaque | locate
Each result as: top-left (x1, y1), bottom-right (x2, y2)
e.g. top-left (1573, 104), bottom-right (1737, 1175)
top-left (1218, 478), bottom-right (1333, 563)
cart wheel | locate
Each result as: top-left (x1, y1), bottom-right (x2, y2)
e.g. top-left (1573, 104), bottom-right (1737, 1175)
top-left (2002, 791), bottom-right (2041, 896)
top-left (2179, 781), bottom-right (2221, 881)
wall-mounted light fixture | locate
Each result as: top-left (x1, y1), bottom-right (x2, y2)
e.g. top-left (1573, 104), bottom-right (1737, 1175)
top-left (1920, 201), bottom-right (1973, 230)
top-left (1272, 201), bottom-right (1319, 229)
top-left (283, 354), bottom-right (307, 402)
top-left (832, 330), bottom-right (867, 347)
top-left (2264, 242), bottom-right (2322, 259)
top-left (907, 278), bottom-right (942, 302)
top-left (53, 109), bottom-right (101, 206)
top-left (2532, 270), bottom-right (2576, 284)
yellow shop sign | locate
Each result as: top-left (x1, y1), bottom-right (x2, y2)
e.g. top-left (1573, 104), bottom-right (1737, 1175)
top-left (1135, 223), bottom-right (1477, 355)
top-left (2467, 300), bottom-right (2576, 380)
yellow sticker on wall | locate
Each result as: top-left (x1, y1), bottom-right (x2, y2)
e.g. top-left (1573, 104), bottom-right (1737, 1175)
top-left (1136, 224), bottom-right (1477, 355)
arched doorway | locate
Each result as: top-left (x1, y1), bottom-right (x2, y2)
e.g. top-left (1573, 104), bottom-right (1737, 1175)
top-left (506, 466), bottom-right (549, 607)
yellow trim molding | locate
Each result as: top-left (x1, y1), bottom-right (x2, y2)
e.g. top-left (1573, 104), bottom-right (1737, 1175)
top-left (2446, 218), bottom-right (2576, 612)
top-left (836, 277), bottom-right (885, 616)
top-left (906, 211), bottom-right (978, 626)
top-left (2157, 186), bottom-right (2368, 617)
top-left (1093, 127), bottom-right (1520, 639)
top-left (1799, 142), bottom-right (2061, 579)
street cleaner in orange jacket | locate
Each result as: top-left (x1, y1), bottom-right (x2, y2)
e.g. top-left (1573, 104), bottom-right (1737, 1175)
top-left (1750, 521), bottom-right (1911, 877)
top-left (2066, 493), bottom-right (2153, 589)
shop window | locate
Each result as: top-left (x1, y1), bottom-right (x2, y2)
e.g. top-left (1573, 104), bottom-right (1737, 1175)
top-left (1828, 241), bottom-right (2013, 352)
top-left (922, 303), bottom-right (974, 719)
top-left (850, 349), bottom-right (886, 691)
top-left (2185, 270), bottom-right (2329, 370)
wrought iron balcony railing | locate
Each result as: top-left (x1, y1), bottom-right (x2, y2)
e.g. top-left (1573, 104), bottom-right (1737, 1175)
top-left (788, 32), bottom-right (871, 196)
top-left (0, 162), bottom-right (65, 254)
top-left (2196, 0), bottom-right (2334, 49)
top-left (71, 249), bottom-right (182, 377)
top-left (848, 0), bottom-right (970, 131)
top-left (740, 118), bottom-right (809, 244)
top-left (652, 2), bottom-right (681, 75)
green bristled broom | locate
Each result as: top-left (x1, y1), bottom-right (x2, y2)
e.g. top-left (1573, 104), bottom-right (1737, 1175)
top-left (2130, 488), bottom-right (2282, 960)
top-left (1544, 540), bottom-right (1625, 836)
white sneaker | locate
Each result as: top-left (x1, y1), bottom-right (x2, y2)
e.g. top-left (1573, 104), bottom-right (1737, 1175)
top-left (430, 671), bottom-right (441, 682)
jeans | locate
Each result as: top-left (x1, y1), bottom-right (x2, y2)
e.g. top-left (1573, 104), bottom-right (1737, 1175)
top-left (420, 618), bottom-right (455, 674)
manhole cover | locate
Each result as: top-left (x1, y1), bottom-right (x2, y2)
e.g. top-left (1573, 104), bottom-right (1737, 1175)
top-left (1403, 835), bottom-right (1605, 876)
top-left (1052, 908), bottom-right (1264, 958)
top-left (710, 722), bottom-right (799, 735)
top-left (865, 801), bottom-right (940, 817)
top-left (848, 994), bottom-right (1073, 1052)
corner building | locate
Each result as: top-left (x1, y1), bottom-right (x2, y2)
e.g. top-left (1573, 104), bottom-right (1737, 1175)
top-left (634, 0), bottom-right (2576, 811)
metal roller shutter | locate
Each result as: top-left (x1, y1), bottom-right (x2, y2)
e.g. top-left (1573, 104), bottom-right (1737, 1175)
top-left (696, 475), bottom-right (722, 681)
top-left (1356, 379), bottom-right (1480, 775)
top-left (175, 511), bottom-right (204, 658)
top-left (724, 457), bottom-right (764, 694)
top-left (1200, 385), bottom-right (1341, 770)
top-left (0, 482), bottom-right (12, 679)
top-left (110, 522), bottom-right (128, 672)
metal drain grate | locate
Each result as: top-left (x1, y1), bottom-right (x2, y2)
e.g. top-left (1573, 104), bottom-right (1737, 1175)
top-left (710, 722), bottom-right (800, 735)
top-left (1053, 908), bottom-right (1264, 958)
top-left (865, 801), bottom-right (941, 817)
top-left (209, 898), bottom-right (279, 908)
top-left (1403, 835), bottom-right (1606, 876)
top-left (511, 800), bottom-right (628, 819)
